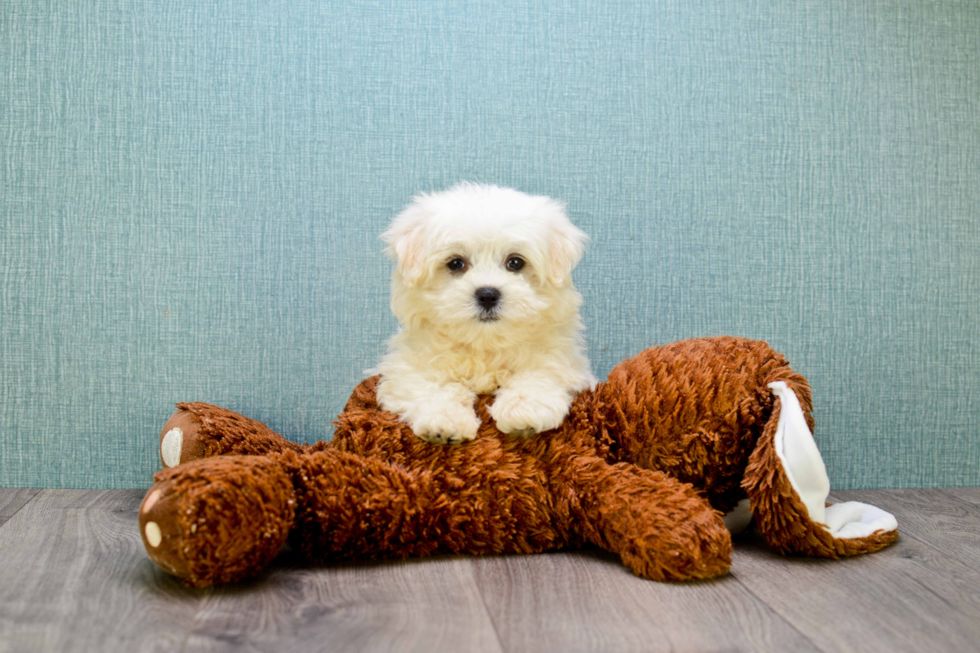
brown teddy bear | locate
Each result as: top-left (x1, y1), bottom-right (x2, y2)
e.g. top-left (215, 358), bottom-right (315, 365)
top-left (138, 337), bottom-right (898, 587)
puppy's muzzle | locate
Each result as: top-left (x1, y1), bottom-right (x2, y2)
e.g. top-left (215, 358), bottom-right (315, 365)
top-left (475, 287), bottom-right (501, 320)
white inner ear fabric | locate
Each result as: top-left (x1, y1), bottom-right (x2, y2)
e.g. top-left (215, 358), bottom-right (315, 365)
top-left (767, 382), bottom-right (897, 539)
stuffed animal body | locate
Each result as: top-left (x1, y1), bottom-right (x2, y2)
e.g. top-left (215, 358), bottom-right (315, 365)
top-left (139, 337), bottom-right (898, 587)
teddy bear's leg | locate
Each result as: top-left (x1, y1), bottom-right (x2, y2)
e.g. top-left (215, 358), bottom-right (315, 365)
top-left (139, 454), bottom-right (297, 587)
top-left (159, 402), bottom-right (306, 468)
top-left (568, 461), bottom-right (733, 581)
top-left (742, 382), bottom-right (899, 556)
top-left (284, 448), bottom-right (563, 564)
top-left (140, 447), bottom-right (565, 586)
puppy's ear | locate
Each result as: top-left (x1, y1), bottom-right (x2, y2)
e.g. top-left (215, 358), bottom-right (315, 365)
top-left (546, 204), bottom-right (588, 286)
top-left (381, 203), bottom-right (429, 288)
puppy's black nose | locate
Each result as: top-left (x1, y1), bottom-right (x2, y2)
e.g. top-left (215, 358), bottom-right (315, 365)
top-left (475, 287), bottom-right (501, 310)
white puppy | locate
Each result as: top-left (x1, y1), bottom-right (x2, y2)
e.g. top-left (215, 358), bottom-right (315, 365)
top-left (373, 183), bottom-right (596, 444)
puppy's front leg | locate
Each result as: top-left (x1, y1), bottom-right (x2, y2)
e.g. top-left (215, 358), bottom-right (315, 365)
top-left (490, 373), bottom-right (577, 436)
top-left (377, 373), bottom-right (480, 445)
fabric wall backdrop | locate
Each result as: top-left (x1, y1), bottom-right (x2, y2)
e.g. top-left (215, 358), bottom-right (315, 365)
top-left (2, 0), bottom-right (978, 489)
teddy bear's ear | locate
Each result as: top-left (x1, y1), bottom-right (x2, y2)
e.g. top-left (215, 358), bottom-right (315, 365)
top-left (545, 202), bottom-right (588, 286)
top-left (381, 202), bottom-right (430, 288)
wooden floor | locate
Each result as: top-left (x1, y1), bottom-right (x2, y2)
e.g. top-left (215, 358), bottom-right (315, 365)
top-left (0, 488), bottom-right (978, 653)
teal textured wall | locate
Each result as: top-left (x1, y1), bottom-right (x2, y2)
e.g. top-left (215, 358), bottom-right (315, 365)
top-left (2, 1), bottom-right (978, 489)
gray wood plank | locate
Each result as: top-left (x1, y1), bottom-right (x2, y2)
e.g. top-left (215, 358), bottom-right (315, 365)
top-left (727, 489), bottom-right (980, 653)
top-left (833, 489), bottom-right (980, 572)
top-left (472, 548), bottom-right (820, 653)
top-left (0, 488), bottom-right (41, 527)
top-left (0, 489), bottom-right (149, 653)
top-left (4, 488), bottom-right (980, 653)
top-left (0, 489), bottom-right (503, 653)
top-left (941, 486), bottom-right (980, 509)
top-left (175, 558), bottom-right (503, 653)
top-left (22, 488), bottom-right (146, 511)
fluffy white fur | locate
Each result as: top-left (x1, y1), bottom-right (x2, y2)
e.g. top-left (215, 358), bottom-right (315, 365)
top-left (372, 183), bottom-right (596, 444)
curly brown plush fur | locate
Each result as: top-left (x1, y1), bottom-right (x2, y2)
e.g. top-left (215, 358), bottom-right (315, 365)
top-left (140, 337), bottom-right (898, 587)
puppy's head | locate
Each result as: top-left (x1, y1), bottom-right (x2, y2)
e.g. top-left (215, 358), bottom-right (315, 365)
top-left (382, 183), bottom-right (588, 343)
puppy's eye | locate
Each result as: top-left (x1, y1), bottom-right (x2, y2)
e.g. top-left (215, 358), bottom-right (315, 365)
top-left (505, 256), bottom-right (525, 272)
top-left (447, 257), bottom-right (468, 273)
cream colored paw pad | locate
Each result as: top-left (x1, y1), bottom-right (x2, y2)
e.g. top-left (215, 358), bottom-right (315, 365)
top-left (145, 521), bottom-right (162, 548)
top-left (142, 489), bottom-right (161, 513)
top-left (161, 427), bottom-right (183, 467)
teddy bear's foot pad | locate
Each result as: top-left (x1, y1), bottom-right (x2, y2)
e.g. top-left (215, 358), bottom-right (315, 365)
top-left (139, 480), bottom-right (193, 578)
top-left (140, 456), bottom-right (298, 586)
top-left (159, 403), bottom-right (308, 469)
top-left (159, 409), bottom-right (207, 468)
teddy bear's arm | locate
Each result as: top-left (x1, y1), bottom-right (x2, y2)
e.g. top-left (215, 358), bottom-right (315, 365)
top-left (563, 459), bottom-right (733, 581)
top-left (140, 445), bottom-right (569, 587)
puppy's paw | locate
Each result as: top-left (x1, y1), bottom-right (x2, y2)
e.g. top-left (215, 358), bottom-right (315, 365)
top-left (408, 402), bottom-right (481, 445)
top-left (490, 387), bottom-right (570, 436)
